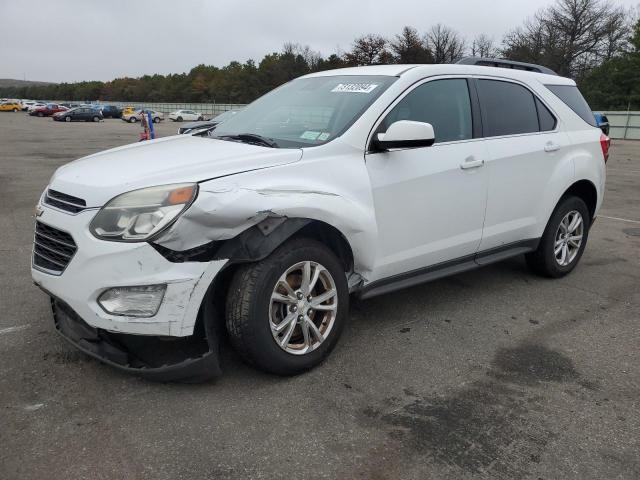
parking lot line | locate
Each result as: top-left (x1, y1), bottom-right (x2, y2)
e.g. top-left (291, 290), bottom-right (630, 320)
top-left (0, 325), bottom-right (30, 335)
top-left (599, 215), bottom-right (640, 224)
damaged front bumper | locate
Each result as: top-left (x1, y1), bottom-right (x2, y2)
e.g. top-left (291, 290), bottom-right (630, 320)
top-left (51, 296), bottom-right (222, 382)
top-left (32, 203), bottom-right (230, 381)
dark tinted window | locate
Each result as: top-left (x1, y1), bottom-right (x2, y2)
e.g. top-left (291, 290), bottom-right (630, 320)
top-left (536, 98), bottom-right (556, 131)
top-left (545, 84), bottom-right (596, 127)
top-left (380, 79), bottom-right (472, 143)
top-left (477, 80), bottom-right (539, 137)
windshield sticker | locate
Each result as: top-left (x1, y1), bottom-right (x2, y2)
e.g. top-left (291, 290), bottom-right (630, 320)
top-left (331, 83), bottom-right (378, 94)
top-left (318, 132), bottom-right (331, 141)
top-left (300, 131), bottom-right (321, 140)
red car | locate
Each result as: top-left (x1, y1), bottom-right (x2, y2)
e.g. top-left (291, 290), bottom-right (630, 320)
top-left (29, 104), bottom-right (68, 117)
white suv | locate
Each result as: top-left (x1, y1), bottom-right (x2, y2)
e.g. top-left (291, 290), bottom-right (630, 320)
top-left (32, 61), bottom-right (608, 381)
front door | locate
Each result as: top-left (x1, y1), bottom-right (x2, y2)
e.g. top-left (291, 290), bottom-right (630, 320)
top-left (365, 78), bottom-right (489, 281)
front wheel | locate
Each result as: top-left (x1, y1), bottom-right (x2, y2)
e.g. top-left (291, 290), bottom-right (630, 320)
top-left (176, 116), bottom-right (183, 122)
top-left (37, 112), bottom-right (44, 117)
top-left (65, 116), bottom-right (71, 122)
top-left (526, 196), bottom-right (590, 278)
top-left (93, 116), bottom-right (100, 122)
top-left (153, 117), bottom-right (160, 123)
top-left (226, 237), bottom-right (348, 375)
top-left (128, 116), bottom-right (137, 123)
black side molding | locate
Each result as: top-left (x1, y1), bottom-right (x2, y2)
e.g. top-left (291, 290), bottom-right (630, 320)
top-left (358, 238), bottom-right (539, 300)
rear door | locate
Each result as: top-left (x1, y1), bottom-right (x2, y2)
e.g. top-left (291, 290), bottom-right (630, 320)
top-left (365, 77), bottom-right (489, 280)
top-left (475, 78), bottom-right (570, 251)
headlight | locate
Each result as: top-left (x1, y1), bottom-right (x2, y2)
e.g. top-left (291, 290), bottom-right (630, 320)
top-left (90, 183), bottom-right (198, 241)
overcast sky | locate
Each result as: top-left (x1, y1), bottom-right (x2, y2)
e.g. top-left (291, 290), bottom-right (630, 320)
top-left (1, 0), bottom-right (638, 83)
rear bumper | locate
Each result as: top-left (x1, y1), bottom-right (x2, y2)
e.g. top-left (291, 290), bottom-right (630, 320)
top-left (51, 295), bottom-right (222, 382)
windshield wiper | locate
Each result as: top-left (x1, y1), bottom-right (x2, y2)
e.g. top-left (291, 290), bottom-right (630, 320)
top-left (215, 133), bottom-right (279, 148)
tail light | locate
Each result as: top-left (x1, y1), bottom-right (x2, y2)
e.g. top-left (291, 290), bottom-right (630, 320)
top-left (600, 133), bottom-right (610, 163)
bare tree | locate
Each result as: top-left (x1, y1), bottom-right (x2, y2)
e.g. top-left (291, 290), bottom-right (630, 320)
top-left (425, 24), bottom-right (466, 63)
top-left (283, 43), bottom-right (323, 70)
top-left (344, 34), bottom-right (391, 65)
top-left (471, 34), bottom-right (498, 58)
top-left (390, 26), bottom-right (434, 63)
top-left (502, 0), bottom-right (632, 77)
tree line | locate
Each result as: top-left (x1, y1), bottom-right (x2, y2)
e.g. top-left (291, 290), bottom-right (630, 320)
top-left (2, 0), bottom-right (638, 110)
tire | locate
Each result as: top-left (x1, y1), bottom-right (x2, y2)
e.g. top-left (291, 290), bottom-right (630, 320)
top-left (65, 116), bottom-right (71, 122)
top-left (128, 116), bottom-right (137, 123)
top-left (177, 116), bottom-right (183, 122)
top-left (198, 116), bottom-right (204, 121)
top-left (37, 112), bottom-right (44, 117)
top-left (526, 196), bottom-right (590, 278)
top-left (226, 237), bottom-right (349, 376)
top-left (12, 108), bottom-right (18, 112)
top-left (93, 116), bottom-right (100, 122)
top-left (153, 117), bottom-right (160, 123)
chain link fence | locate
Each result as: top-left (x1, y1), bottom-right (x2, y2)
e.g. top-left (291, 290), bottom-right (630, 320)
top-left (599, 111), bottom-right (640, 140)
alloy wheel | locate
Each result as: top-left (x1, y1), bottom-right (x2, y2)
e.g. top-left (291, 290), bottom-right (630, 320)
top-left (554, 210), bottom-right (584, 266)
top-left (269, 261), bottom-right (338, 355)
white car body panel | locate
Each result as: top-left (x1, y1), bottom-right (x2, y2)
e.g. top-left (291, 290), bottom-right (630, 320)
top-left (32, 64), bottom-right (606, 340)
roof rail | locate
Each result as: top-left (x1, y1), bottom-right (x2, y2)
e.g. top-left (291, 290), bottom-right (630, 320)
top-left (456, 57), bottom-right (558, 76)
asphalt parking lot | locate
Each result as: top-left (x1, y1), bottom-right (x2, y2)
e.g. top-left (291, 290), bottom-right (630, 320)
top-left (1, 112), bottom-right (639, 480)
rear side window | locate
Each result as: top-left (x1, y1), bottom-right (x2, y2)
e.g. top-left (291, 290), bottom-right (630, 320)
top-left (545, 84), bottom-right (596, 127)
top-left (380, 78), bottom-right (473, 143)
top-left (477, 80), bottom-right (539, 137)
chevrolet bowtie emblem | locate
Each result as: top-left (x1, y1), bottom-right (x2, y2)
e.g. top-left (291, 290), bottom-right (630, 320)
top-left (34, 205), bottom-right (44, 218)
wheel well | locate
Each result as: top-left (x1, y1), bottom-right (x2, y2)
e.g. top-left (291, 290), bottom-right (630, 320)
top-left (201, 219), bottom-right (354, 334)
top-left (562, 180), bottom-right (597, 219)
top-left (294, 220), bottom-right (354, 272)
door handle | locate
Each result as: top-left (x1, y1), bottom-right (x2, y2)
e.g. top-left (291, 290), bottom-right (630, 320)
top-left (544, 142), bottom-right (561, 152)
top-left (460, 158), bottom-right (485, 169)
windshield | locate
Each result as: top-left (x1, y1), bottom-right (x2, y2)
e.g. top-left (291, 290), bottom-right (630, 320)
top-left (211, 75), bottom-right (396, 148)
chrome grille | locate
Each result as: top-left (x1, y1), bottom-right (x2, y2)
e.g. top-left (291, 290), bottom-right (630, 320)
top-left (44, 189), bottom-right (87, 213)
top-left (33, 222), bottom-right (77, 274)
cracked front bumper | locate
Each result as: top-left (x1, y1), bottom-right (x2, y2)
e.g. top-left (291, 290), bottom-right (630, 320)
top-left (31, 204), bottom-right (227, 337)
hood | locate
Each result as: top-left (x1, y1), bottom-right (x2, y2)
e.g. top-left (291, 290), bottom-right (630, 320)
top-left (49, 135), bottom-right (302, 207)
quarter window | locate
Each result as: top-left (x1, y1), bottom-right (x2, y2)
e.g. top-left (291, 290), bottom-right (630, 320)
top-left (477, 80), bottom-right (539, 137)
top-left (536, 98), bottom-right (556, 131)
top-left (379, 79), bottom-right (473, 144)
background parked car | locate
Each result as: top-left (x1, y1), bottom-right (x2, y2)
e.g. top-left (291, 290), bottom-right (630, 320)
top-left (99, 105), bottom-right (122, 118)
top-left (27, 102), bottom-right (47, 112)
top-left (21, 100), bottom-right (36, 111)
top-left (178, 109), bottom-right (239, 134)
top-left (53, 107), bottom-right (103, 122)
top-left (122, 105), bottom-right (137, 116)
top-left (29, 104), bottom-right (68, 117)
top-left (593, 112), bottom-right (610, 135)
top-left (0, 101), bottom-right (22, 112)
top-left (122, 109), bottom-right (163, 123)
top-left (169, 109), bottom-right (205, 122)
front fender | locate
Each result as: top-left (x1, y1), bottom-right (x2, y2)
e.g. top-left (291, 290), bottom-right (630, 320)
top-left (156, 183), bottom-right (378, 275)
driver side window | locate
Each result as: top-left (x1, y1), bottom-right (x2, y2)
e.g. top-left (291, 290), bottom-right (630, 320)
top-left (380, 79), bottom-right (473, 144)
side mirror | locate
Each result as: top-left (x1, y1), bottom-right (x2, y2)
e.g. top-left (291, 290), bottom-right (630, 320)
top-left (373, 120), bottom-right (435, 151)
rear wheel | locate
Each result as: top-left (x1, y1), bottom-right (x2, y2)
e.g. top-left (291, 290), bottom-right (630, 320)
top-left (93, 116), bottom-right (100, 122)
top-left (128, 116), bottom-right (137, 123)
top-left (153, 117), bottom-right (160, 123)
top-left (177, 116), bottom-right (183, 122)
top-left (526, 196), bottom-right (590, 277)
top-left (37, 112), bottom-right (44, 117)
top-left (12, 108), bottom-right (18, 112)
top-left (65, 116), bottom-right (71, 122)
top-left (226, 237), bottom-right (348, 375)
